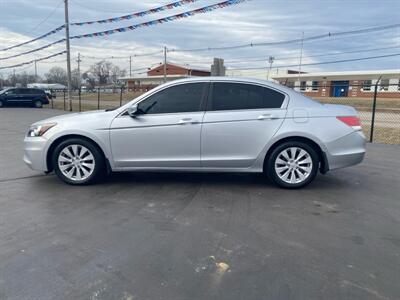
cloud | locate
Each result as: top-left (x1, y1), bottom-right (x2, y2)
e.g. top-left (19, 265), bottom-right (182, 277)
top-left (0, 0), bottom-right (399, 77)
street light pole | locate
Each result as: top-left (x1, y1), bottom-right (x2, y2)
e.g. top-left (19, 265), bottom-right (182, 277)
top-left (77, 53), bottom-right (81, 90)
top-left (267, 56), bottom-right (274, 80)
top-left (34, 60), bottom-right (37, 81)
top-left (298, 31), bottom-right (304, 85)
top-left (64, 0), bottom-right (73, 111)
top-left (129, 56), bottom-right (132, 77)
top-left (163, 46), bottom-right (167, 83)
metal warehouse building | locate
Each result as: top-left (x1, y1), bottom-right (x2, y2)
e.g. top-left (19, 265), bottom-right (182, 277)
top-left (273, 69), bottom-right (400, 98)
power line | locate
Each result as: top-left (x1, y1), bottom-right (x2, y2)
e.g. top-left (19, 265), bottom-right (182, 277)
top-left (27, 0), bottom-right (64, 34)
top-left (226, 53), bottom-right (400, 70)
top-left (168, 23), bottom-right (400, 52)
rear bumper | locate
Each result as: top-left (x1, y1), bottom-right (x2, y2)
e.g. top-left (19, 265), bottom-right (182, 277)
top-left (325, 131), bottom-right (366, 171)
top-left (23, 137), bottom-right (48, 172)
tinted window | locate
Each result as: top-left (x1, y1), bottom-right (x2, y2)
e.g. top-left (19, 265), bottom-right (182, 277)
top-left (19, 88), bottom-right (32, 94)
top-left (209, 83), bottom-right (285, 111)
top-left (5, 89), bottom-right (18, 95)
top-left (30, 89), bottom-right (45, 95)
top-left (138, 83), bottom-right (206, 114)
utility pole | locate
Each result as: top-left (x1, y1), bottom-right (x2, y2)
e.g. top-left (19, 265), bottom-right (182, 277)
top-left (64, 0), bottom-right (73, 111)
top-left (163, 46), bottom-right (167, 83)
top-left (34, 60), bottom-right (37, 81)
top-left (297, 31), bottom-right (304, 86)
top-left (129, 56), bottom-right (132, 77)
top-left (267, 56), bottom-right (274, 80)
top-left (76, 53), bottom-right (81, 90)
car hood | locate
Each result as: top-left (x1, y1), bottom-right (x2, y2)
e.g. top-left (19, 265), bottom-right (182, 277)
top-left (33, 109), bottom-right (117, 125)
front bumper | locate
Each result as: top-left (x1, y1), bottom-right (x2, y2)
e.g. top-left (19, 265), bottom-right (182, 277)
top-left (325, 131), bottom-right (366, 170)
top-left (23, 136), bottom-right (49, 172)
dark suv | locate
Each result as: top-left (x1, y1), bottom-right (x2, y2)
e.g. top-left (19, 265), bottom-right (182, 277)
top-left (0, 88), bottom-right (49, 108)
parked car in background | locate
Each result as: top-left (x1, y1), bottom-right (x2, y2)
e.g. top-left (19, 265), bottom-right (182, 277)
top-left (23, 77), bottom-right (366, 188)
top-left (0, 88), bottom-right (49, 108)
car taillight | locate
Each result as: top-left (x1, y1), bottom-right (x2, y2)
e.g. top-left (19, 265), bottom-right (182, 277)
top-left (336, 116), bottom-right (362, 130)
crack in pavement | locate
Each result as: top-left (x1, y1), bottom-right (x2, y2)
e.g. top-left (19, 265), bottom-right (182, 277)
top-left (0, 174), bottom-right (54, 183)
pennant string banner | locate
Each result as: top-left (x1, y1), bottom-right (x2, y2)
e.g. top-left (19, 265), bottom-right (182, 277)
top-left (71, 0), bottom-right (199, 26)
top-left (0, 25), bottom-right (65, 52)
top-left (0, 0), bottom-right (245, 62)
top-left (0, 0), bottom-right (199, 52)
top-left (0, 51), bottom-right (66, 70)
top-left (70, 0), bottom-right (245, 39)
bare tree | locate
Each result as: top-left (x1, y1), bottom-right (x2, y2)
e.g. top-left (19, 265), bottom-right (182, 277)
top-left (89, 61), bottom-right (113, 85)
top-left (110, 65), bottom-right (126, 84)
top-left (45, 67), bottom-right (67, 84)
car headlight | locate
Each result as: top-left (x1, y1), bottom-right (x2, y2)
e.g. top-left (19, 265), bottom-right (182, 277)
top-left (27, 123), bottom-right (57, 137)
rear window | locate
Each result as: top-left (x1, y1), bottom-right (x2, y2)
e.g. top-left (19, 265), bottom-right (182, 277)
top-left (209, 83), bottom-right (285, 111)
top-left (29, 89), bottom-right (45, 95)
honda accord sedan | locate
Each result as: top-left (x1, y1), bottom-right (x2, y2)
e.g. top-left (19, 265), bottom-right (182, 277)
top-left (23, 77), bottom-right (366, 188)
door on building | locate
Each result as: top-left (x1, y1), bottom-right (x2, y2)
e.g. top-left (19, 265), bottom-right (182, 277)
top-left (331, 81), bottom-right (349, 97)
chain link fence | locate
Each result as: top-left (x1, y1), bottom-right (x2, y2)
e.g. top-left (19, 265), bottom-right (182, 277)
top-left (46, 82), bottom-right (400, 145)
top-left (280, 83), bottom-right (400, 144)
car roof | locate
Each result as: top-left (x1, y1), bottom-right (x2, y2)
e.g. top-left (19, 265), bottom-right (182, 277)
top-left (165, 76), bottom-right (300, 96)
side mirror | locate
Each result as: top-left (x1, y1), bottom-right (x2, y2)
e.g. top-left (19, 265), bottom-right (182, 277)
top-left (127, 104), bottom-right (140, 117)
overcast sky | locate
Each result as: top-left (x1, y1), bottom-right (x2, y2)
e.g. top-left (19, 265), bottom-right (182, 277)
top-left (0, 0), bottom-right (399, 78)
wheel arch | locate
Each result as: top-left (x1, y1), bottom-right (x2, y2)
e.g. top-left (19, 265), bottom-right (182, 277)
top-left (46, 134), bottom-right (110, 173)
top-left (263, 136), bottom-right (329, 174)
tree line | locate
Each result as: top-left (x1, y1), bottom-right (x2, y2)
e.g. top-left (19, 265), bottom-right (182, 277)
top-left (0, 60), bottom-right (126, 90)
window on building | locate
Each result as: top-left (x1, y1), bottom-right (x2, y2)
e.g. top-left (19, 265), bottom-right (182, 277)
top-left (312, 81), bottom-right (319, 91)
top-left (380, 79), bottom-right (389, 91)
top-left (209, 83), bottom-right (285, 111)
top-left (137, 83), bottom-right (206, 114)
top-left (362, 80), bottom-right (372, 91)
top-left (300, 81), bottom-right (307, 91)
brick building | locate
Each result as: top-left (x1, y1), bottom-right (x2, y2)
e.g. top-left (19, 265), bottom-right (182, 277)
top-left (120, 63), bottom-right (210, 91)
top-left (273, 70), bottom-right (400, 98)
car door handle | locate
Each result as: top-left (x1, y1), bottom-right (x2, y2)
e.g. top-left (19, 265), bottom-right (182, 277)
top-left (178, 118), bottom-right (197, 125)
top-left (258, 114), bottom-right (278, 120)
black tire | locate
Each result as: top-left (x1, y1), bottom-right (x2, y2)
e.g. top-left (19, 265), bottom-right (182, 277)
top-left (266, 141), bottom-right (319, 189)
top-left (52, 138), bottom-right (105, 185)
top-left (33, 100), bottom-right (43, 108)
top-left (0, 100), bottom-right (3, 108)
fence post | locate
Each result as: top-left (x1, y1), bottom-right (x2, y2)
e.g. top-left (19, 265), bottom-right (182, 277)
top-left (119, 87), bottom-right (123, 106)
top-left (97, 88), bottom-right (100, 109)
top-left (78, 88), bottom-right (81, 112)
top-left (370, 76), bottom-right (382, 143)
top-left (63, 89), bottom-right (66, 111)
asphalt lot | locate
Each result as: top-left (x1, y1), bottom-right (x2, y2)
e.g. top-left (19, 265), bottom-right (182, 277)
top-left (1, 108), bottom-right (400, 300)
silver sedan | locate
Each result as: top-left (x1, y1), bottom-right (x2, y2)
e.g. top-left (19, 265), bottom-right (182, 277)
top-left (23, 77), bottom-right (366, 188)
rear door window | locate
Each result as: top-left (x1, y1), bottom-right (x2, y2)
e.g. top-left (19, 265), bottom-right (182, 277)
top-left (208, 83), bottom-right (285, 111)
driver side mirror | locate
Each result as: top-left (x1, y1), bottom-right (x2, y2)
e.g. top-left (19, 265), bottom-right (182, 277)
top-left (127, 104), bottom-right (143, 117)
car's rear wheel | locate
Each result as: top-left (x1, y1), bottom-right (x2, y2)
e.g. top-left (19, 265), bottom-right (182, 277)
top-left (52, 138), bottom-right (105, 185)
top-left (266, 141), bottom-right (319, 189)
top-left (33, 100), bottom-right (43, 108)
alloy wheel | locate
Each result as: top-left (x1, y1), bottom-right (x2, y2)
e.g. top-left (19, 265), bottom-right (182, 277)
top-left (57, 144), bottom-right (95, 181)
top-left (274, 147), bottom-right (313, 184)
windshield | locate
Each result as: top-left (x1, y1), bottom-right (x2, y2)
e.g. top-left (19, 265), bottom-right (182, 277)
top-left (0, 88), bottom-right (10, 95)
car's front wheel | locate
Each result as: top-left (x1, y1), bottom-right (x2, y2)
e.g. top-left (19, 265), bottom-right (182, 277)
top-left (52, 138), bottom-right (105, 185)
top-left (33, 100), bottom-right (43, 108)
top-left (266, 141), bottom-right (319, 189)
